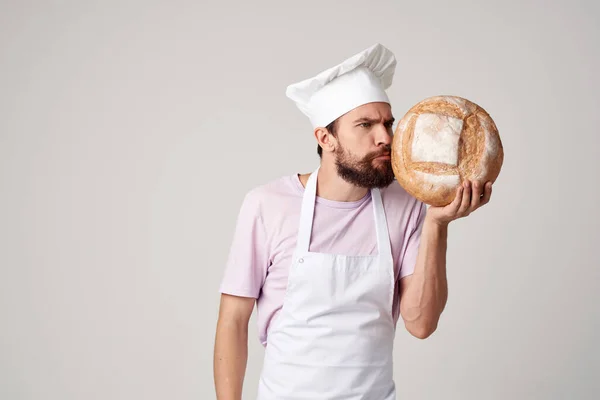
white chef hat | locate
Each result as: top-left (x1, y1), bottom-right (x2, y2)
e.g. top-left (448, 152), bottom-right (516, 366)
top-left (286, 43), bottom-right (397, 129)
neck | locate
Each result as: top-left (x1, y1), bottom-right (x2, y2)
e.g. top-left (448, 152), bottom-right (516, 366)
top-left (299, 161), bottom-right (369, 202)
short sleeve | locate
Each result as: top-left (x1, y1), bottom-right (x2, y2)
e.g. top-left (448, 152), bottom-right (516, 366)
top-left (218, 191), bottom-right (269, 298)
top-left (398, 201), bottom-right (427, 279)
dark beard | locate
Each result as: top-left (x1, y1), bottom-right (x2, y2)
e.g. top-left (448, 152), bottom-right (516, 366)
top-left (334, 145), bottom-right (396, 189)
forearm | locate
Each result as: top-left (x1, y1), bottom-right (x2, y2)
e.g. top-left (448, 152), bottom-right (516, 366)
top-left (400, 214), bottom-right (449, 338)
top-left (213, 319), bottom-right (248, 400)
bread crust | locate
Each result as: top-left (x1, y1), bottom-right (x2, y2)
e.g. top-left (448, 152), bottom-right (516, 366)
top-left (391, 96), bottom-right (504, 206)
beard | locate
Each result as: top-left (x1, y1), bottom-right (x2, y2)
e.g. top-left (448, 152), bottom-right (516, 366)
top-left (334, 144), bottom-right (396, 188)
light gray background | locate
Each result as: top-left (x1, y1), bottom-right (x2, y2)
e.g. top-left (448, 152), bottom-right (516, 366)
top-left (1, 0), bottom-right (598, 399)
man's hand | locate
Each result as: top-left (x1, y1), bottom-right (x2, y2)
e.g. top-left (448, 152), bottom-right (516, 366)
top-left (426, 180), bottom-right (493, 226)
top-left (398, 179), bottom-right (492, 338)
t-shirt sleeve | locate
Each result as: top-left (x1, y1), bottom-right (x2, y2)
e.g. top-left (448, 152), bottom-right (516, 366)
top-left (398, 201), bottom-right (427, 279)
top-left (218, 191), bottom-right (269, 299)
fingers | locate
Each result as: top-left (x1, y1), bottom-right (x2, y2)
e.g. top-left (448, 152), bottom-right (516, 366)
top-left (458, 180), bottom-right (471, 215)
top-left (440, 180), bottom-right (492, 224)
top-left (481, 182), bottom-right (492, 205)
top-left (470, 181), bottom-right (483, 209)
top-left (447, 185), bottom-right (463, 214)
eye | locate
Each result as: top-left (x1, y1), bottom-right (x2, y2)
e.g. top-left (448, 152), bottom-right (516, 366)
top-left (359, 122), bottom-right (371, 128)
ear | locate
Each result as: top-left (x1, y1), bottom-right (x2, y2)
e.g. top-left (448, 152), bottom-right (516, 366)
top-left (315, 127), bottom-right (336, 154)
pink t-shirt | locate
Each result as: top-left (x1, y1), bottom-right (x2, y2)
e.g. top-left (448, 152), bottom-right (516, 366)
top-left (219, 173), bottom-right (427, 346)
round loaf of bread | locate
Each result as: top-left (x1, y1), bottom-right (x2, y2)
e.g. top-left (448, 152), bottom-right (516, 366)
top-left (391, 95), bottom-right (503, 207)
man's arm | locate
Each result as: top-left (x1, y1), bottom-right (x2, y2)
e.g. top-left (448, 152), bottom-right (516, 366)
top-left (214, 189), bottom-right (269, 398)
top-left (398, 217), bottom-right (448, 339)
top-left (214, 293), bottom-right (255, 400)
top-left (399, 180), bottom-right (492, 339)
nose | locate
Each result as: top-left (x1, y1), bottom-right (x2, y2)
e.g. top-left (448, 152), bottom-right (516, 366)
top-left (375, 123), bottom-right (392, 147)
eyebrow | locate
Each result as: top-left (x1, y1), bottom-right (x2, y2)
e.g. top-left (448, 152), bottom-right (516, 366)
top-left (353, 117), bottom-right (395, 124)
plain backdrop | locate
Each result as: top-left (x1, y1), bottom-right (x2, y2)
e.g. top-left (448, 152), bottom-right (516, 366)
top-left (1, 0), bottom-right (599, 399)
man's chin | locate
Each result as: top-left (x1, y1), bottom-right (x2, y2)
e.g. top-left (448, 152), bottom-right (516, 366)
top-left (335, 156), bottom-right (395, 188)
top-left (374, 176), bottom-right (396, 188)
top-left (359, 172), bottom-right (396, 189)
top-left (372, 161), bottom-right (394, 176)
top-left (370, 166), bottom-right (396, 187)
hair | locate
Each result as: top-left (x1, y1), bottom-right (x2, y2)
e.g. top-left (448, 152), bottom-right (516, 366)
top-left (317, 118), bottom-right (338, 158)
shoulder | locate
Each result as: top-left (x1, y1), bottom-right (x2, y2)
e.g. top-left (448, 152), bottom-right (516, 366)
top-left (239, 174), bottom-right (302, 212)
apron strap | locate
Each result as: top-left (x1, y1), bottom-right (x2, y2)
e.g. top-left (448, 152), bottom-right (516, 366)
top-left (295, 166), bottom-right (393, 263)
top-left (295, 167), bottom-right (319, 253)
top-left (371, 188), bottom-right (393, 262)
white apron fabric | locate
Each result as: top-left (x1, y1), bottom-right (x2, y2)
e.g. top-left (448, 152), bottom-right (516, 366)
top-left (257, 167), bottom-right (397, 400)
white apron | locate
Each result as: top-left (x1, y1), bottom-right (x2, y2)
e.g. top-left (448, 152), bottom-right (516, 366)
top-left (257, 167), bottom-right (397, 400)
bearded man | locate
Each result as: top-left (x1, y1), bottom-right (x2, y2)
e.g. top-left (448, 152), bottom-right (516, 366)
top-left (213, 43), bottom-right (492, 400)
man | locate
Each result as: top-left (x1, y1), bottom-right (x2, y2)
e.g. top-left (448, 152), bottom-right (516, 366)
top-left (213, 43), bottom-right (492, 399)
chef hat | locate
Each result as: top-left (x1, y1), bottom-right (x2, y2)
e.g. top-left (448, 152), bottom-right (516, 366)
top-left (286, 43), bottom-right (397, 129)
